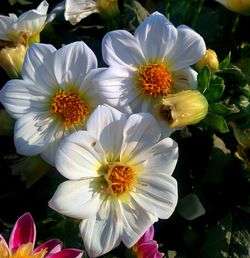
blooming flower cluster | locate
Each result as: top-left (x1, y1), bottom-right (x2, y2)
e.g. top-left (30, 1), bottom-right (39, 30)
top-left (0, 1), bottom-right (216, 257)
top-left (0, 213), bottom-right (82, 258)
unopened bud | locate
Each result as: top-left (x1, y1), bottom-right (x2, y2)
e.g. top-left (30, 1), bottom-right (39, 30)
top-left (215, 0), bottom-right (250, 15)
top-left (0, 44), bottom-right (27, 78)
top-left (158, 90), bottom-right (208, 128)
top-left (195, 49), bottom-right (219, 73)
top-left (96, 0), bottom-right (119, 20)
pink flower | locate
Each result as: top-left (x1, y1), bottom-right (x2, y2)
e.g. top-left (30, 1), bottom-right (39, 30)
top-left (0, 212), bottom-right (83, 258)
top-left (132, 225), bottom-right (164, 258)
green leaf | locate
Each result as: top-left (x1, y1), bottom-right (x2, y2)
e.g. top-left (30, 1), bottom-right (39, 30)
top-left (197, 65), bottom-right (212, 93)
top-left (204, 76), bottom-right (225, 102)
top-left (8, 0), bottom-right (32, 5)
top-left (209, 103), bottom-right (235, 115)
top-left (219, 51), bottom-right (231, 70)
top-left (204, 112), bottom-right (229, 133)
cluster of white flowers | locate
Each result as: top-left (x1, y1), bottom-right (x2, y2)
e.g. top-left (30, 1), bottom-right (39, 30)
top-left (0, 1), bottom-right (207, 257)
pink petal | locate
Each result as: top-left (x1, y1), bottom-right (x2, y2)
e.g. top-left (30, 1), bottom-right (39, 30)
top-left (46, 249), bottom-right (83, 258)
top-left (138, 241), bottom-right (163, 258)
top-left (9, 213), bottom-right (36, 252)
top-left (34, 239), bottom-right (62, 254)
top-left (136, 225), bottom-right (155, 246)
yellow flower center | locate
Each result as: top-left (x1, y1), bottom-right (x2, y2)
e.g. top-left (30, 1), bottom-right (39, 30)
top-left (0, 243), bottom-right (47, 258)
top-left (137, 64), bottom-right (173, 97)
top-left (104, 163), bottom-right (136, 196)
top-left (51, 89), bottom-right (89, 127)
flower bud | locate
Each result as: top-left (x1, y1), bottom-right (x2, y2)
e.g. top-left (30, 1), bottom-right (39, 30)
top-left (195, 49), bottom-right (219, 73)
top-left (96, 0), bottom-right (120, 20)
top-left (0, 44), bottom-right (27, 78)
top-left (215, 0), bottom-right (250, 15)
top-left (158, 90), bottom-right (208, 128)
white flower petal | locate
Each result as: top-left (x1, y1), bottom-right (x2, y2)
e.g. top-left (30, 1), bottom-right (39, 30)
top-left (40, 128), bottom-right (64, 166)
top-left (120, 113), bottom-right (161, 162)
top-left (102, 30), bottom-right (145, 68)
top-left (14, 112), bottom-right (55, 156)
top-left (80, 200), bottom-right (122, 257)
top-left (53, 41), bottom-right (97, 87)
top-left (14, 0), bottom-right (48, 33)
top-left (0, 15), bottom-right (16, 40)
top-left (93, 66), bottom-right (137, 113)
top-left (55, 131), bottom-right (107, 180)
top-left (0, 79), bottom-right (49, 119)
top-left (22, 43), bottom-right (57, 92)
top-left (133, 173), bottom-right (178, 219)
top-left (132, 137), bottom-right (178, 174)
top-left (167, 25), bottom-right (206, 71)
top-left (119, 199), bottom-right (157, 247)
top-left (49, 179), bottom-right (102, 219)
top-left (135, 11), bottom-right (178, 62)
top-left (87, 105), bottom-right (127, 161)
top-left (172, 67), bottom-right (198, 91)
top-left (64, 0), bottom-right (98, 25)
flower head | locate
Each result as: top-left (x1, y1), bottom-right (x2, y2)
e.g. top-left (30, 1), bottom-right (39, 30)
top-left (93, 12), bottom-right (206, 134)
top-left (64, 0), bottom-right (119, 25)
top-left (132, 225), bottom-right (164, 258)
top-left (0, 212), bottom-right (83, 258)
top-left (215, 0), bottom-right (250, 15)
top-left (49, 104), bottom-right (178, 257)
top-left (0, 41), bottom-right (103, 165)
top-left (0, 1), bottom-right (49, 47)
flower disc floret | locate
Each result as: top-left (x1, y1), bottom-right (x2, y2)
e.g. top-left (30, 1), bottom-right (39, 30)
top-left (51, 90), bottom-right (89, 127)
top-left (137, 64), bottom-right (173, 97)
top-left (104, 163), bottom-right (136, 196)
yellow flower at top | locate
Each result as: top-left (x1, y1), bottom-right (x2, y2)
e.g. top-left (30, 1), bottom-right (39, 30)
top-left (215, 0), bottom-right (250, 15)
top-left (195, 49), bottom-right (219, 73)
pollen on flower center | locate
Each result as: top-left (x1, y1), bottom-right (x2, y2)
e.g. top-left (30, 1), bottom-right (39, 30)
top-left (137, 64), bottom-right (173, 97)
top-left (104, 164), bottom-right (136, 196)
top-left (50, 90), bottom-right (89, 127)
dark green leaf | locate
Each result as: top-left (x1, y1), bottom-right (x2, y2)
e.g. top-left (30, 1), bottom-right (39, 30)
top-left (8, 0), bottom-right (32, 5)
top-left (204, 112), bottom-right (229, 133)
top-left (197, 65), bottom-right (212, 93)
top-left (209, 103), bottom-right (235, 115)
top-left (219, 52), bottom-right (231, 70)
top-left (204, 76), bottom-right (225, 102)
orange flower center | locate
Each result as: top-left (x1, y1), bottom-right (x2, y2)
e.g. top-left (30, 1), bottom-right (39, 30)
top-left (51, 90), bottom-right (89, 127)
top-left (104, 164), bottom-right (136, 196)
top-left (137, 64), bottom-right (173, 97)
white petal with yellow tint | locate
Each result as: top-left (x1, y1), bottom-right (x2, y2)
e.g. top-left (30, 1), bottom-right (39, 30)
top-left (55, 131), bottom-right (107, 179)
top-left (49, 179), bottom-right (103, 219)
top-left (102, 30), bottom-right (145, 69)
top-left (53, 41), bottom-right (97, 88)
top-left (135, 11), bottom-right (177, 63)
top-left (65, 0), bottom-right (98, 25)
top-left (80, 199), bottom-right (122, 257)
top-left (120, 113), bottom-right (161, 162)
top-left (22, 43), bottom-right (57, 92)
top-left (133, 173), bottom-right (178, 219)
